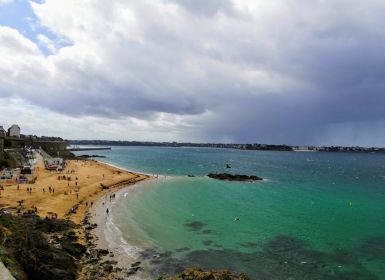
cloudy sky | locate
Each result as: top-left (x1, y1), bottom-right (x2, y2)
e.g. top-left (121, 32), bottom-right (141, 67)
top-left (1, 0), bottom-right (385, 146)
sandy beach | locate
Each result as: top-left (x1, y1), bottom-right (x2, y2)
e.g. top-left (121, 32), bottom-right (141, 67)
top-left (0, 155), bottom-right (150, 241)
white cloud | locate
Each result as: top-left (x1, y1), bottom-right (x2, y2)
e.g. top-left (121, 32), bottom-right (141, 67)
top-left (1, 0), bottom-right (385, 144)
top-left (0, 0), bottom-right (13, 5)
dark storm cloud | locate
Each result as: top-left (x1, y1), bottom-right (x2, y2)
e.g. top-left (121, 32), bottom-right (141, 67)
top-left (1, 0), bottom-right (385, 145)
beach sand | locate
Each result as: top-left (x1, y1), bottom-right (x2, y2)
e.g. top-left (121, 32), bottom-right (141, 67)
top-left (0, 155), bottom-right (150, 241)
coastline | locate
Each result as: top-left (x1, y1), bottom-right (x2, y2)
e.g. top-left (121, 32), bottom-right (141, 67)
top-left (83, 172), bottom-right (174, 279)
top-left (0, 156), bottom-right (152, 279)
top-left (82, 180), bottom-right (156, 279)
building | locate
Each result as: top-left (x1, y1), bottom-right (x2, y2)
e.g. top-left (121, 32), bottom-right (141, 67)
top-left (8, 124), bottom-right (20, 138)
top-left (44, 158), bottom-right (64, 170)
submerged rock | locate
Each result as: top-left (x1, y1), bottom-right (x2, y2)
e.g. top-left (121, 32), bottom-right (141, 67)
top-left (167, 267), bottom-right (250, 280)
top-left (207, 173), bottom-right (262, 181)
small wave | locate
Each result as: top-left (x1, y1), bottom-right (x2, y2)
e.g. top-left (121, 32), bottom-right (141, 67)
top-left (105, 214), bottom-right (143, 259)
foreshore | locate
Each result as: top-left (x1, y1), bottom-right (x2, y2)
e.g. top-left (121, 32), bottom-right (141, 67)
top-left (81, 181), bottom-right (154, 279)
top-left (0, 156), bottom-right (151, 279)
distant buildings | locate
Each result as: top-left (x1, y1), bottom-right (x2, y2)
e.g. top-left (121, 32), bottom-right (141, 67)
top-left (0, 124), bottom-right (21, 158)
top-left (8, 124), bottom-right (20, 138)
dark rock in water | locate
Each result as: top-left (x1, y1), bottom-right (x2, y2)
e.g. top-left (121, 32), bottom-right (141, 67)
top-left (226, 164), bottom-right (231, 168)
top-left (207, 173), bottom-right (262, 181)
top-left (167, 268), bottom-right (250, 280)
top-left (78, 154), bottom-right (106, 158)
top-left (187, 174), bottom-right (196, 177)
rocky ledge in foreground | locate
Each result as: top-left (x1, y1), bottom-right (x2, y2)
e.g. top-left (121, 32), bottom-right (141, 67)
top-left (0, 212), bottom-right (85, 280)
top-left (207, 173), bottom-right (263, 181)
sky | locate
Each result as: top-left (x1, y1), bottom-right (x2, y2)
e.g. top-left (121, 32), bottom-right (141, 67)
top-left (1, 0), bottom-right (385, 146)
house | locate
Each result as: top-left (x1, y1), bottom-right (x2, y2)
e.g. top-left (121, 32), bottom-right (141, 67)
top-left (8, 124), bottom-right (20, 138)
top-left (44, 158), bottom-right (64, 170)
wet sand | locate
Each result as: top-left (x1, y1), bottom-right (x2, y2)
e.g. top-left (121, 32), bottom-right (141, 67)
top-left (81, 182), bottom-right (153, 279)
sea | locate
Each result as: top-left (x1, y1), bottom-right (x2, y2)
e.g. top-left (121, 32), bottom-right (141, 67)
top-left (75, 146), bottom-right (385, 279)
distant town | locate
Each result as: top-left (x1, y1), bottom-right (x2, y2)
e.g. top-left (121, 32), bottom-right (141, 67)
top-left (69, 140), bottom-right (385, 153)
top-left (2, 123), bottom-right (385, 168)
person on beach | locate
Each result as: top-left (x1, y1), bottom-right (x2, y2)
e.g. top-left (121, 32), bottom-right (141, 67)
top-left (17, 184), bottom-right (19, 190)
top-left (77, 193), bottom-right (79, 199)
top-left (106, 208), bottom-right (109, 215)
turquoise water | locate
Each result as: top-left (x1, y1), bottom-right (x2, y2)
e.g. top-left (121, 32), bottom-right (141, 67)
top-left (77, 147), bottom-right (385, 279)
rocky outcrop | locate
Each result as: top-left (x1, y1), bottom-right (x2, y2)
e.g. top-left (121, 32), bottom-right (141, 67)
top-left (207, 173), bottom-right (262, 181)
top-left (0, 213), bottom-right (85, 280)
top-left (167, 267), bottom-right (250, 280)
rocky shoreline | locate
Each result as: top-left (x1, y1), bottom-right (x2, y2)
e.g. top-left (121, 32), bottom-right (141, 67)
top-left (79, 211), bottom-right (146, 280)
top-left (0, 212), bottom-right (85, 280)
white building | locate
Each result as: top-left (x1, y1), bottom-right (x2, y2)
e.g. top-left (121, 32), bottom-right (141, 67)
top-left (8, 124), bottom-right (20, 138)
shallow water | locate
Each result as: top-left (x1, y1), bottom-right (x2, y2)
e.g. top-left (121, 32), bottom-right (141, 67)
top-left (76, 147), bottom-right (385, 279)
